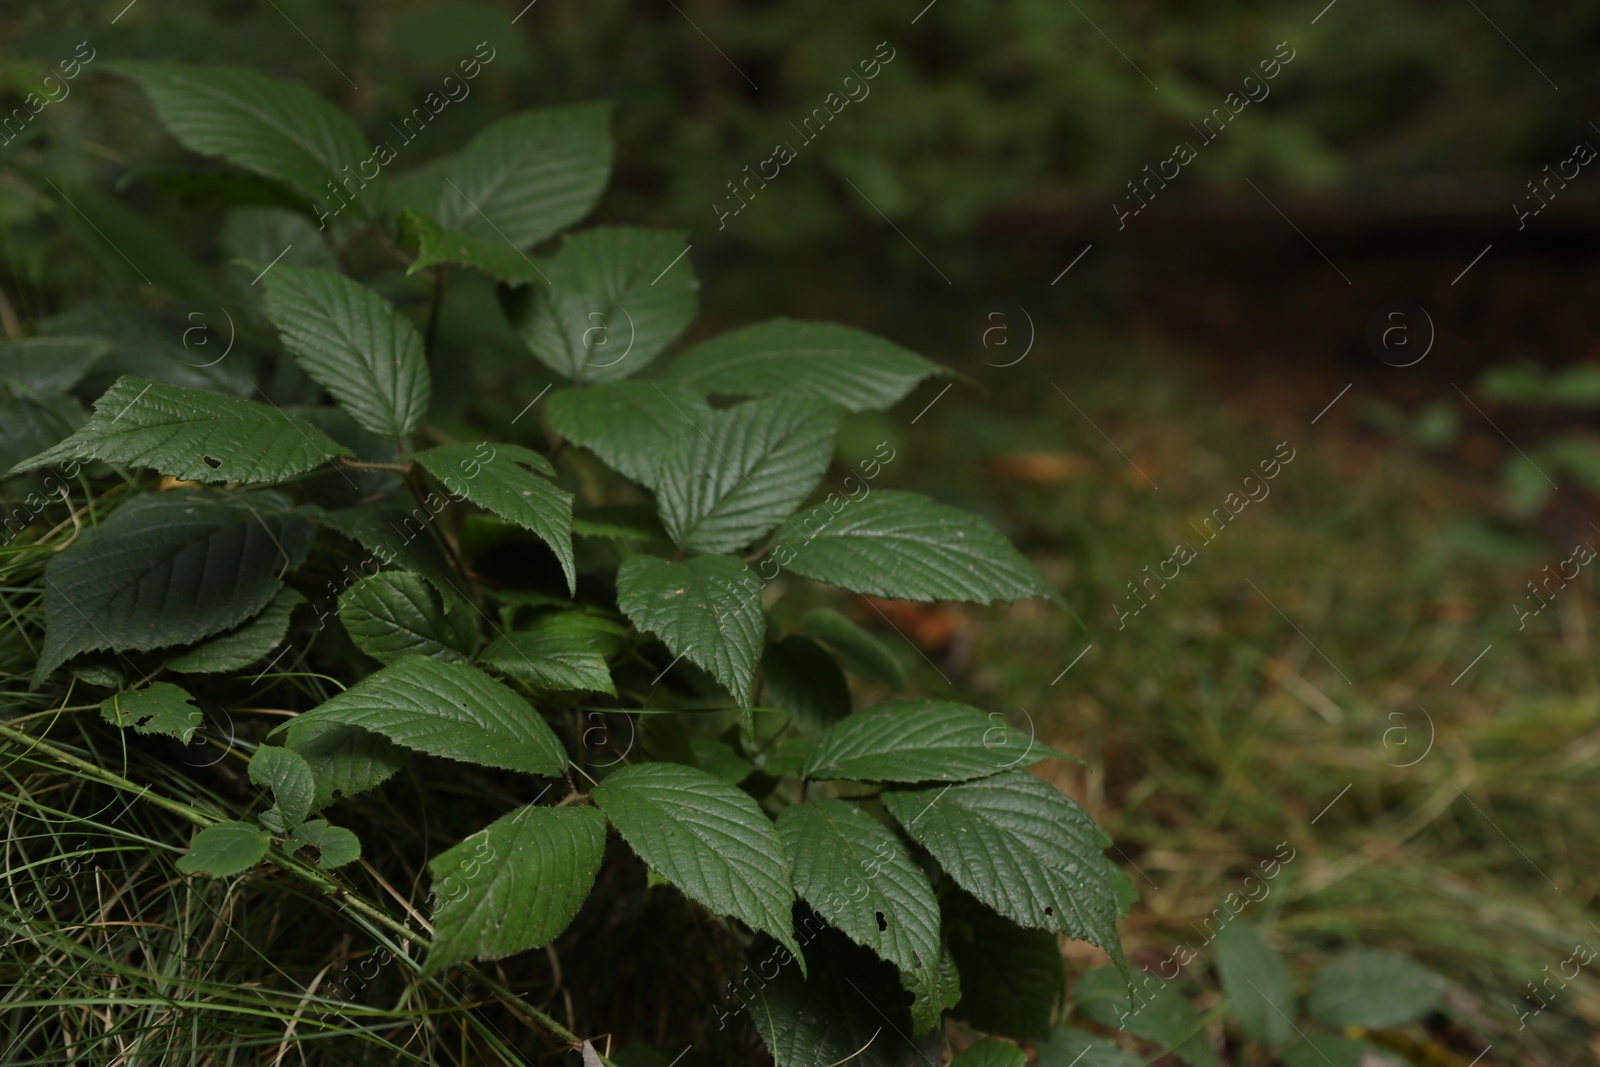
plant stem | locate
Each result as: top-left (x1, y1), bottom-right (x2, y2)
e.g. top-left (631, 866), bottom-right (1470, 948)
top-left (335, 456), bottom-right (414, 474)
top-left (424, 266), bottom-right (448, 360)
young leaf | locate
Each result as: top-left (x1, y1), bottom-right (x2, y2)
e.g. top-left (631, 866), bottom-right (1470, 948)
top-left (100, 682), bottom-right (204, 744)
top-left (0, 336), bottom-right (108, 394)
top-left (944, 890), bottom-right (1062, 1040)
top-left (35, 491), bottom-right (315, 681)
top-left (428, 103), bottom-right (612, 252)
top-left (111, 63), bottom-right (373, 215)
top-left (592, 762), bottom-right (799, 962)
top-left (805, 700), bottom-right (1072, 784)
top-left (905, 942), bottom-right (962, 1034)
top-left (1307, 950), bottom-right (1445, 1029)
top-left (615, 555), bottom-right (764, 710)
top-left (249, 745), bottom-right (316, 834)
top-left (413, 443), bottom-right (575, 595)
top-left (423, 805), bottom-right (606, 975)
top-left (177, 821), bottom-right (271, 878)
top-left (545, 381), bottom-right (712, 488)
top-left (1213, 923), bottom-right (1296, 1045)
top-left (664, 319), bottom-right (947, 413)
top-left (263, 267), bottom-right (431, 439)
top-left (883, 771), bottom-right (1125, 971)
top-left (802, 608), bottom-right (907, 691)
top-left (401, 207), bottom-right (543, 284)
top-left (340, 571), bottom-right (475, 665)
top-left (1074, 966), bottom-right (1220, 1067)
top-left (283, 721), bottom-right (408, 810)
top-left (168, 587), bottom-right (305, 674)
top-left (500, 227), bottom-right (697, 383)
top-left (772, 490), bottom-right (1059, 606)
top-left (480, 616), bottom-right (616, 695)
top-left (656, 396), bottom-right (842, 555)
top-left (760, 636), bottom-right (851, 731)
top-left (950, 1039), bottom-right (1026, 1067)
top-left (8, 377), bottom-right (351, 484)
top-left (776, 800), bottom-right (941, 997)
top-left (273, 658), bottom-right (567, 777)
top-left (287, 819), bottom-right (361, 869)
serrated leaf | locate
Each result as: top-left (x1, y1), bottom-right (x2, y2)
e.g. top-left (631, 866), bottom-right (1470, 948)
top-left (222, 206), bottom-right (340, 275)
top-left (8, 377), bottom-right (350, 484)
top-left (1074, 967), bottom-right (1219, 1067)
top-left (283, 721), bottom-right (408, 810)
top-left (777, 800), bottom-right (940, 999)
top-left (944, 889), bottom-right (1062, 1040)
top-left (1213, 924), bottom-right (1296, 1045)
top-left (263, 267), bottom-right (431, 439)
top-left (323, 498), bottom-right (463, 600)
top-left (773, 490), bottom-right (1058, 606)
top-left (35, 490), bottom-right (314, 681)
top-left (168, 587), bottom-right (305, 674)
top-left (751, 927), bottom-right (928, 1067)
top-left (592, 762), bottom-right (798, 962)
top-left (500, 227), bottom-right (696, 383)
top-left (273, 658), bottom-right (567, 776)
top-left (545, 381), bottom-right (712, 488)
top-left (413, 442), bottom-right (574, 594)
top-left (287, 818), bottom-right (361, 869)
top-left (400, 207), bottom-right (543, 284)
top-left (802, 608), bottom-right (907, 691)
top-left (100, 682), bottom-right (203, 743)
top-left (906, 941), bottom-right (962, 1033)
top-left (176, 821), bottom-right (271, 878)
top-left (0, 394), bottom-right (86, 475)
top-left (806, 700), bottom-right (1071, 784)
top-left (950, 1038), bottom-right (1026, 1067)
top-left (664, 319), bottom-right (947, 413)
top-left (883, 771), bottom-right (1125, 971)
top-left (111, 62), bottom-right (373, 215)
top-left (480, 615), bottom-right (615, 695)
top-left (0, 336), bottom-right (108, 393)
top-left (249, 745), bottom-right (316, 834)
top-left (340, 571), bottom-right (474, 665)
top-left (1036, 1030), bottom-right (1143, 1067)
top-left (1308, 950), bottom-right (1445, 1029)
top-left (760, 636), bottom-right (851, 732)
top-left (427, 103), bottom-right (611, 252)
top-left (615, 555), bottom-right (763, 712)
top-left (657, 395), bottom-right (841, 555)
top-left (689, 738), bottom-right (751, 785)
top-left (424, 805), bottom-right (605, 975)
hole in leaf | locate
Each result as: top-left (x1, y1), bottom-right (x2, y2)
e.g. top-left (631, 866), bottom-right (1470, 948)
top-left (202, 455), bottom-right (222, 469)
top-left (1044, 906), bottom-right (1054, 916)
top-left (875, 911), bottom-right (887, 931)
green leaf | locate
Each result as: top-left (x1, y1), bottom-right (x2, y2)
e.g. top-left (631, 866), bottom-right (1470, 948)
top-left (273, 658), bottom-right (567, 777)
top-left (424, 805), bottom-right (606, 975)
top-left (168, 587), bottom-right (305, 674)
top-left (802, 609), bottom-right (907, 691)
top-left (883, 772), bottom-right (1125, 971)
top-left (480, 615), bottom-right (616, 695)
top-left (773, 490), bottom-right (1059, 606)
top-left (750, 927), bottom-right (925, 1067)
top-left (1213, 923), bottom-right (1296, 1045)
top-left (665, 319), bottom-right (947, 413)
top-left (8, 377), bottom-right (351, 484)
top-left (1074, 967), bottom-right (1219, 1067)
top-left (805, 700), bottom-right (1070, 783)
top-left (222, 206), bottom-right (340, 275)
top-left (777, 800), bottom-right (941, 998)
top-left (943, 888), bottom-right (1062, 1040)
top-left (905, 941), bottom-right (962, 1034)
top-left (1282, 1037), bottom-right (1400, 1067)
top-left (111, 62), bottom-right (373, 215)
top-left (283, 721), bottom-right (409, 810)
top-left (427, 103), bottom-right (612, 252)
top-left (340, 571), bottom-right (474, 665)
top-left (689, 738), bottom-right (751, 786)
top-left (760, 636), bottom-right (851, 732)
top-left (500, 227), bottom-right (697, 383)
top-left (592, 762), bottom-right (798, 962)
top-left (0, 336), bottom-right (108, 393)
top-left (263, 267), bottom-right (431, 439)
top-left (176, 821), bottom-right (271, 878)
top-left (1308, 950), bottom-right (1445, 1029)
top-left (100, 682), bottom-right (204, 744)
top-left (0, 394), bottom-right (86, 476)
top-left (35, 490), bottom-right (314, 681)
top-left (950, 1038), bottom-right (1026, 1067)
top-left (286, 818), bottom-right (361, 869)
top-left (413, 442), bottom-right (575, 595)
top-left (545, 381), bottom-right (712, 488)
top-left (323, 498), bottom-right (463, 601)
top-left (615, 555), bottom-right (764, 711)
top-left (400, 207), bottom-right (542, 284)
top-left (249, 745), bottom-right (316, 834)
top-left (1036, 1030), bottom-right (1143, 1067)
top-left (657, 395), bottom-right (841, 555)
